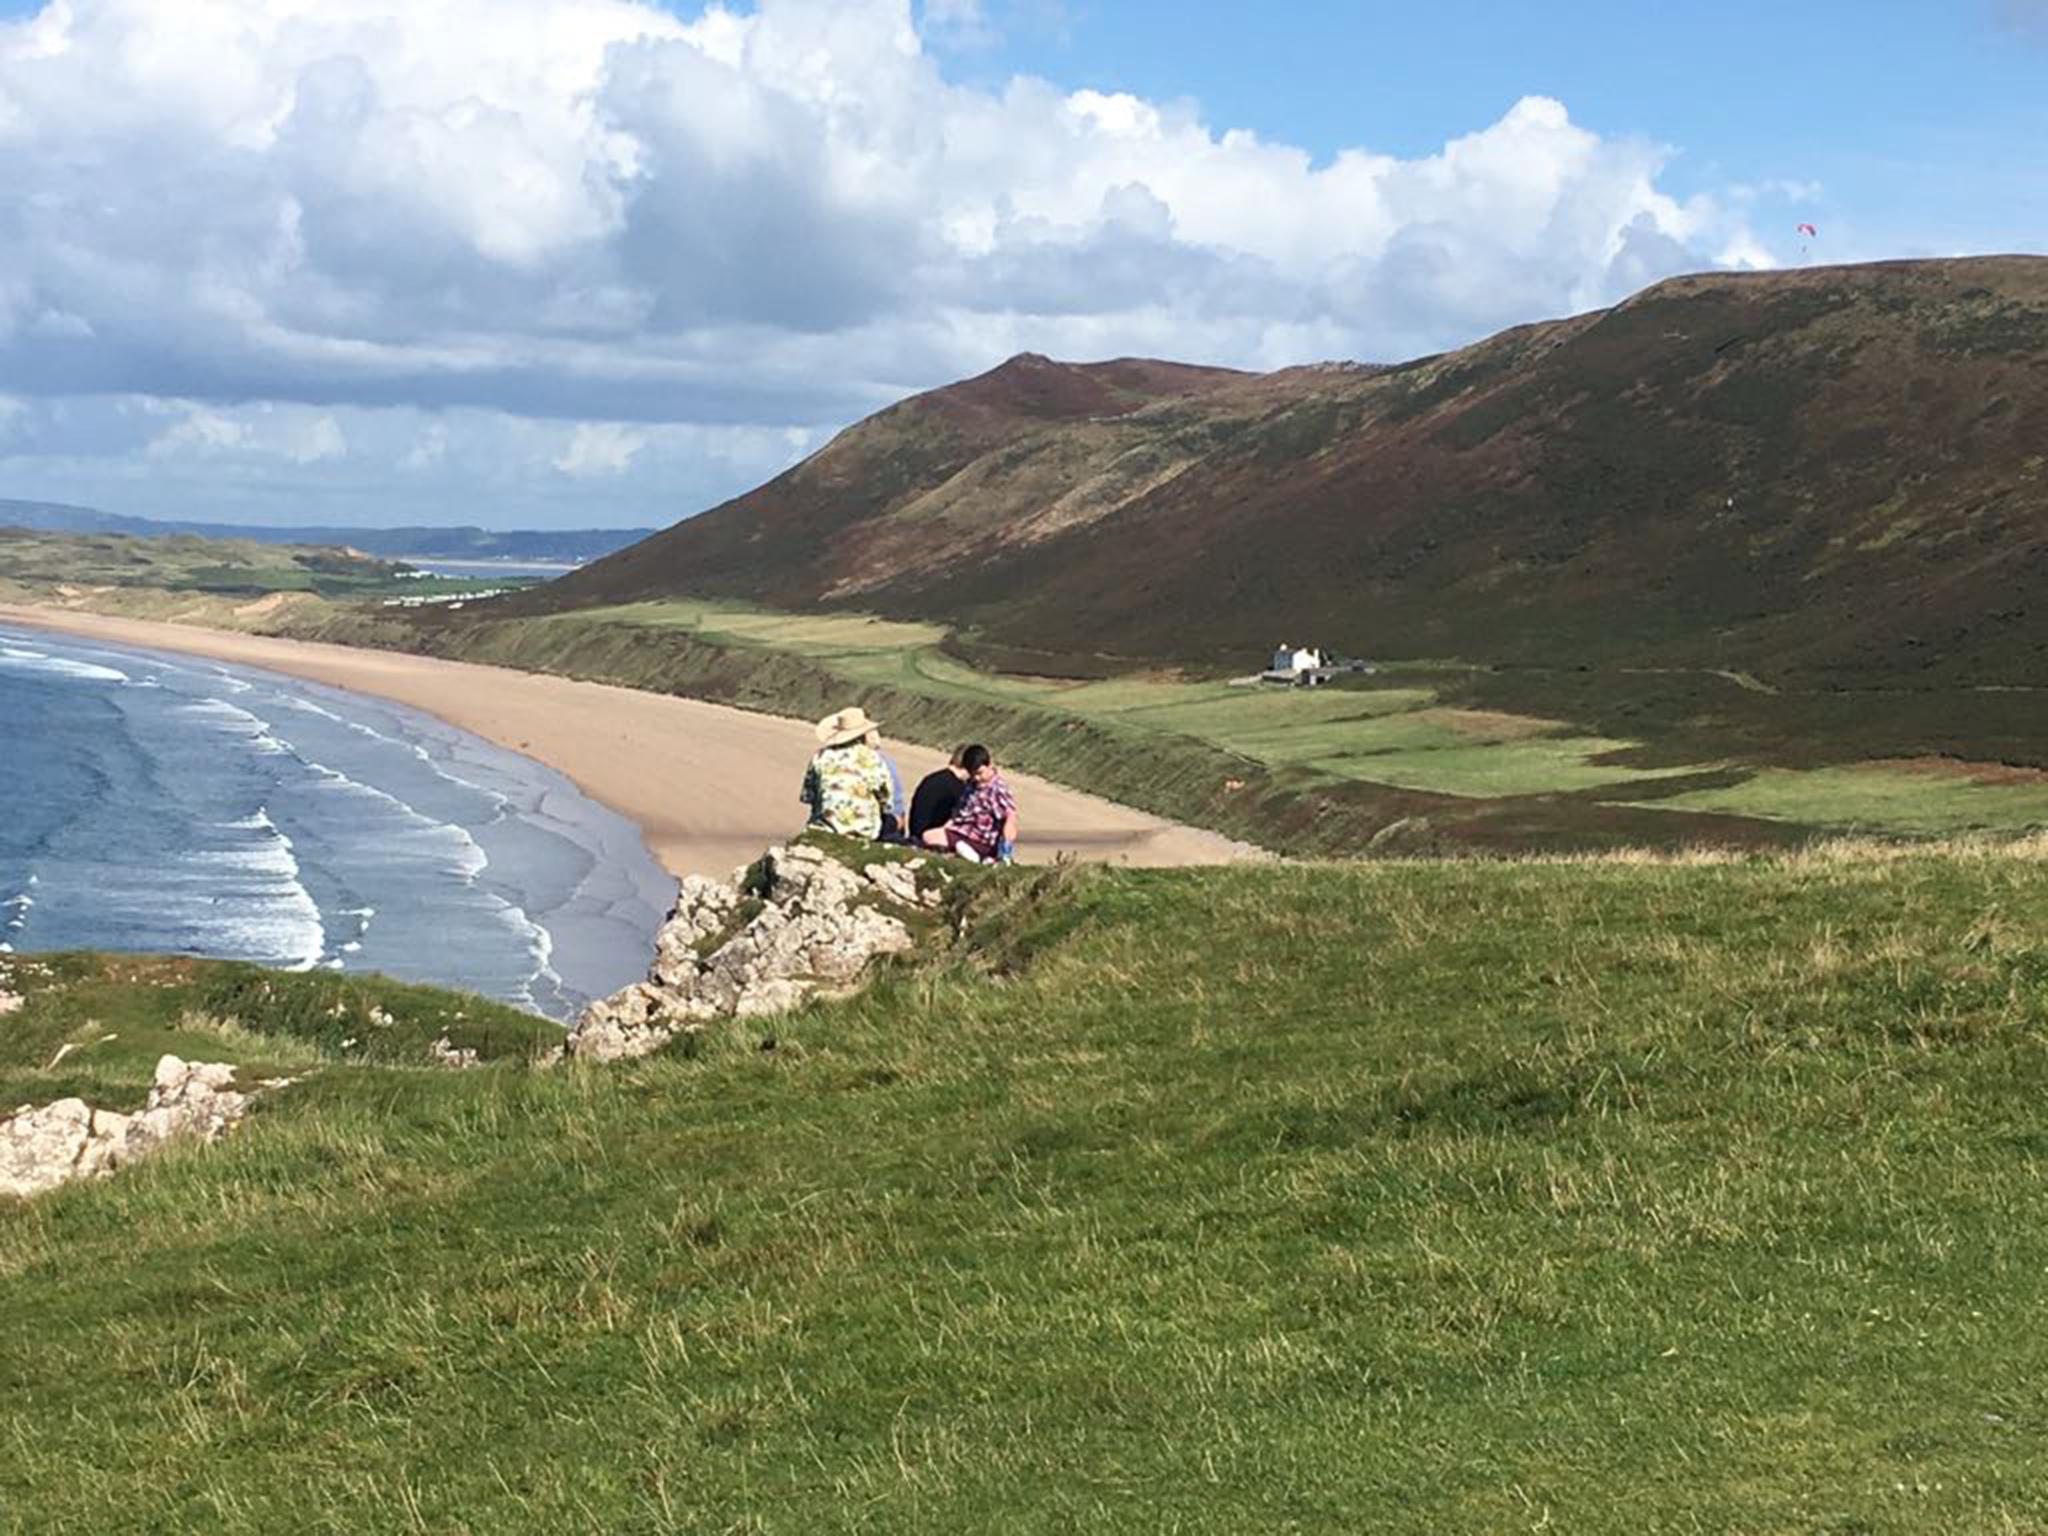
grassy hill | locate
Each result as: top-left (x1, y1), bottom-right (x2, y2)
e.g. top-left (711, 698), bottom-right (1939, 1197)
top-left (0, 527), bottom-right (543, 611)
top-left (538, 256), bottom-right (2048, 686)
top-left (7, 843), bottom-right (2048, 1530)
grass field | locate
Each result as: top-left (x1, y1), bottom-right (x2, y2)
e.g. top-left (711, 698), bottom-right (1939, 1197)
top-left (8, 843), bottom-right (2048, 1530)
top-left (1647, 761), bottom-right (2048, 836)
top-left (567, 602), bottom-right (1710, 799)
top-left (548, 601), bottom-right (2048, 835)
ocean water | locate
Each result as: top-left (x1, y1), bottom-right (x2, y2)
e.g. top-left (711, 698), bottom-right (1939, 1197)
top-left (0, 624), bottom-right (673, 1020)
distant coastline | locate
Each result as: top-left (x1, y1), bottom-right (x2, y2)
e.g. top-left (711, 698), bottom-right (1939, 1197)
top-left (405, 558), bottom-right (581, 578)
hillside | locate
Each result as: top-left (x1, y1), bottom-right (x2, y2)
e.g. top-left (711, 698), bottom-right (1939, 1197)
top-left (0, 526), bottom-right (403, 589)
top-left (541, 257), bottom-right (2048, 687)
top-left (0, 527), bottom-right (542, 606)
top-left (0, 499), bottom-right (652, 565)
top-left (8, 845), bottom-right (2048, 1529)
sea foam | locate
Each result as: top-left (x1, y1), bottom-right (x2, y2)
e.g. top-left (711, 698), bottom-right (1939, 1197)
top-left (0, 645), bottom-right (127, 683)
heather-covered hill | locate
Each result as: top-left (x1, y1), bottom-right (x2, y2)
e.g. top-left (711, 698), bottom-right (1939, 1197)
top-left (567, 351), bottom-right (1252, 609)
top-left (541, 257), bottom-right (2048, 685)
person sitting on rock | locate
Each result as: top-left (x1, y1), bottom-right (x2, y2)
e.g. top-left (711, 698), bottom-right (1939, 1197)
top-left (801, 707), bottom-right (896, 841)
top-left (920, 744), bottom-right (1017, 862)
top-left (907, 745), bottom-right (969, 842)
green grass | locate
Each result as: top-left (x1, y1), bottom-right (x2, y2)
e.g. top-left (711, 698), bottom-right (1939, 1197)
top-left (0, 528), bottom-right (533, 604)
top-left (8, 847), bottom-right (2048, 1530)
top-left (586, 598), bottom-right (948, 655)
top-left (561, 601), bottom-right (1707, 802)
top-left (1646, 762), bottom-right (2048, 836)
top-left (0, 952), bottom-right (556, 1110)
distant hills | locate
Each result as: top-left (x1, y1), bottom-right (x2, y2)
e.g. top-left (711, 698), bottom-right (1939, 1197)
top-left (537, 256), bottom-right (2048, 688)
top-left (0, 499), bottom-right (654, 565)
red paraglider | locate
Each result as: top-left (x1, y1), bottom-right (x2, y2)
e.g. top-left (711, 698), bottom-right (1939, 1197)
top-left (1796, 222), bottom-right (1819, 238)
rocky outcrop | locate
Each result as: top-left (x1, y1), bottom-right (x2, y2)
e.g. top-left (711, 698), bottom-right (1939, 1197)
top-left (429, 1034), bottom-right (480, 1069)
top-left (567, 842), bottom-right (948, 1063)
top-left (0, 1054), bottom-right (260, 1200)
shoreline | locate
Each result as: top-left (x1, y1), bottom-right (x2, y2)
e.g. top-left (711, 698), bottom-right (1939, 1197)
top-left (2, 622), bottom-right (673, 1016)
top-left (0, 604), bottom-right (1265, 881)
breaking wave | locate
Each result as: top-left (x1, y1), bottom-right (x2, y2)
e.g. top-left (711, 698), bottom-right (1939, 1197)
top-left (0, 624), bottom-right (667, 1017)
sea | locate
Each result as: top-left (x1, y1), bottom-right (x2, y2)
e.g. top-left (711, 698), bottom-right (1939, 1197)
top-left (0, 623), bottom-right (673, 1021)
top-left (407, 559), bottom-right (576, 579)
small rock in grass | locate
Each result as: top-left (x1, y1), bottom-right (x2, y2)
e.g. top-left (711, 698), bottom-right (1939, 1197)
top-left (0, 1054), bottom-right (269, 1199)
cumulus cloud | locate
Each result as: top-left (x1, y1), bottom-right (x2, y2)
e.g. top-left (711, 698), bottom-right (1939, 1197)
top-left (0, 0), bottom-right (1785, 525)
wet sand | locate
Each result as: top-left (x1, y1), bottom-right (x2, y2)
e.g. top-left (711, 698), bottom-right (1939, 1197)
top-left (1, 605), bottom-right (1264, 881)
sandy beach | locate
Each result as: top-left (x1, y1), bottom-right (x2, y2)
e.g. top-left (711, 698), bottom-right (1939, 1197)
top-left (1, 605), bottom-right (1262, 881)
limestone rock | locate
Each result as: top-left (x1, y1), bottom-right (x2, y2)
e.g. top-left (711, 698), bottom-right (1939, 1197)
top-left (129, 1055), bottom-right (247, 1147)
top-left (0, 1054), bottom-right (257, 1200)
top-left (566, 981), bottom-right (711, 1064)
top-left (566, 843), bottom-right (947, 1061)
top-left (429, 1034), bottom-right (480, 1070)
top-left (650, 874), bottom-right (743, 989)
top-left (0, 990), bottom-right (22, 1017)
top-left (862, 859), bottom-right (942, 909)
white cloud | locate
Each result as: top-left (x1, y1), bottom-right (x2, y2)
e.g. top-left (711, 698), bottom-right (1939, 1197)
top-left (144, 401), bottom-right (345, 463)
top-left (286, 413), bottom-right (347, 464)
top-left (148, 407), bottom-right (250, 458)
top-left (0, 0), bottom-right (1798, 525)
top-left (554, 421), bottom-right (646, 477)
top-left (401, 421), bottom-right (449, 471)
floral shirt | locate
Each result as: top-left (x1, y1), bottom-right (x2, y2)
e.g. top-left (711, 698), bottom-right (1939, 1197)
top-left (801, 742), bottom-right (894, 839)
top-left (947, 772), bottom-right (1016, 854)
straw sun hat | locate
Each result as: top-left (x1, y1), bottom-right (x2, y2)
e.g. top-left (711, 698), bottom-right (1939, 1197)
top-left (814, 706), bottom-right (881, 748)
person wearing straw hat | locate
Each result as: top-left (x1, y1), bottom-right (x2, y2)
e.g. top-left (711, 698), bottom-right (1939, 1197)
top-left (800, 706), bottom-right (899, 840)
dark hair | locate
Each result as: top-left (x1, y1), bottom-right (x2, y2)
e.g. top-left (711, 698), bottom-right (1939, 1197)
top-left (960, 744), bottom-right (991, 773)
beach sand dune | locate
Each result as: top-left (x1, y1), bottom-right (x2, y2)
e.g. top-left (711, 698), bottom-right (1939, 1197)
top-left (1, 606), bottom-right (1263, 879)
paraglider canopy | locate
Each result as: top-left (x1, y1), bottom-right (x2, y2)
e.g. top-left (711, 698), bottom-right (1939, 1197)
top-left (1796, 222), bottom-right (1819, 238)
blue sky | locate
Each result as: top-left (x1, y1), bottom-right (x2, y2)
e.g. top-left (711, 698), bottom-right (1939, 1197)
top-left (0, 0), bottom-right (2040, 527)
top-left (926, 0), bottom-right (2047, 256)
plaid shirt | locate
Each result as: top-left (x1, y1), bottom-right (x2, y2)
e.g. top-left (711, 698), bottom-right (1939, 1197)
top-left (947, 772), bottom-right (1015, 852)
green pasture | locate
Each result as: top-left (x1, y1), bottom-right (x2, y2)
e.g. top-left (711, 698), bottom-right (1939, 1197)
top-left (568, 601), bottom-right (1710, 801)
top-left (582, 598), bottom-right (948, 655)
top-left (10, 846), bottom-right (2048, 1530)
top-left (1649, 761), bottom-right (2048, 836)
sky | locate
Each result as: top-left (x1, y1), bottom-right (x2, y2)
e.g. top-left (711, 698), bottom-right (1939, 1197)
top-left (0, 0), bottom-right (2041, 530)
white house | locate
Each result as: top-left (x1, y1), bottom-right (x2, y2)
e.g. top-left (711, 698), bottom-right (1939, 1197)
top-left (1270, 644), bottom-right (1324, 675)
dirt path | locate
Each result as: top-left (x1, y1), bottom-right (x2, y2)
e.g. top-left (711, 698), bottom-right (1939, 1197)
top-left (1, 605), bottom-right (1266, 880)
